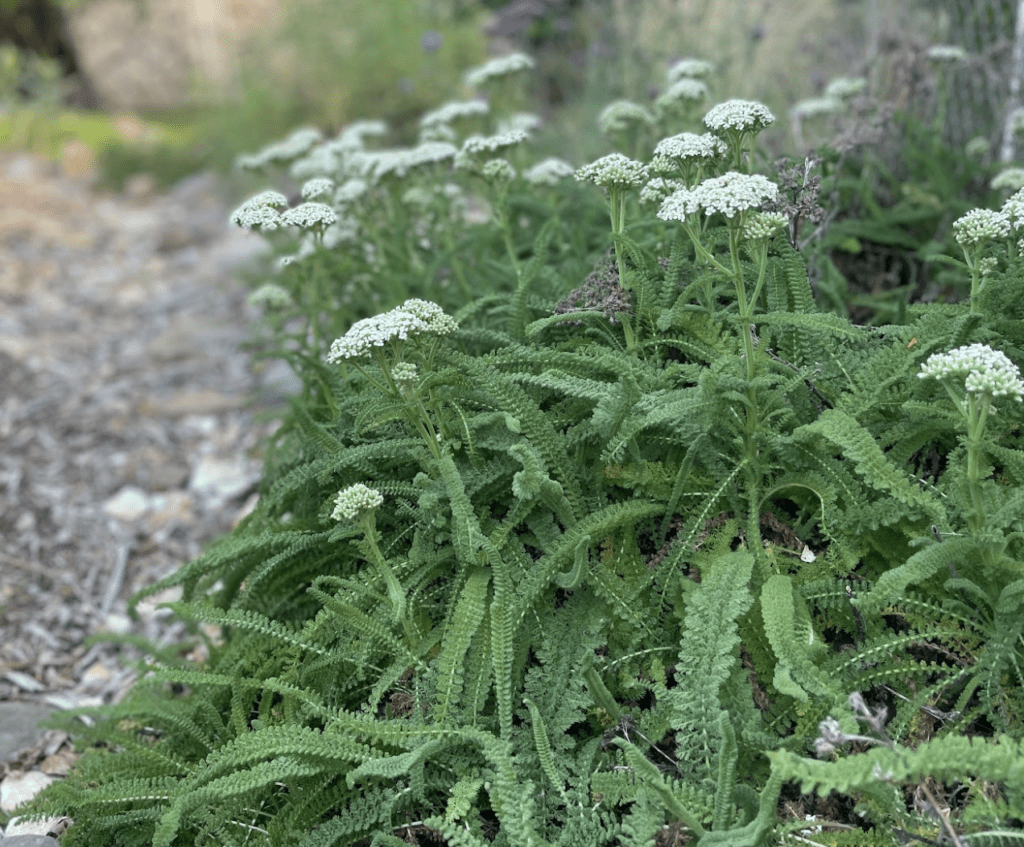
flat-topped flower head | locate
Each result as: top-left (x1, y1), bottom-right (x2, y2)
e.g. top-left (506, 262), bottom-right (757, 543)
top-left (575, 153), bottom-right (649, 191)
top-left (824, 76), bottom-right (867, 99)
top-left (792, 96), bottom-right (842, 119)
top-left (639, 177), bottom-right (685, 206)
top-left (391, 361), bottom-right (418, 392)
top-left (338, 120), bottom-right (388, 146)
top-left (460, 130), bottom-right (528, 158)
top-left (300, 177), bottom-right (334, 200)
top-left (397, 298), bottom-right (459, 334)
top-left (926, 44), bottom-right (967, 63)
top-left (288, 137), bottom-right (361, 181)
top-left (334, 178), bottom-right (369, 206)
top-left (481, 158), bottom-right (516, 184)
top-left (920, 343), bottom-right (1024, 402)
top-left (229, 190), bottom-right (288, 230)
top-left (331, 484), bottom-right (384, 522)
top-left (652, 132), bottom-right (727, 168)
top-left (1008, 107), bottom-right (1024, 136)
top-left (598, 100), bottom-right (655, 137)
top-left (240, 126), bottom-right (324, 170)
top-left (524, 157), bottom-right (575, 186)
top-left (248, 283), bottom-right (292, 309)
top-left (666, 58), bottom-right (714, 83)
top-left (456, 131), bottom-right (529, 172)
top-left (420, 99), bottom-right (489, 129)
top-left (1002, 189), bottom-right (1024, 231)
top-left (992, 168), bottom-right (1024, 192)
top-left (655, 79), bottom-right (709, 118)
top-left (497, 112), bottom-right (542, 135)
top-left (952, 208), bottom-right (1011, 248)
top-left (465, 52), bottom-right (535, 88)
top-left (281, 202), bottom-right (338, 230)
top-left (326, 299), bottom-right (457, 363)
top-left (658, 171), bottom-right (779, 221)
top-left (704, 99), bottom-right (775, 134)
top-left (742, 210), bottom-right (788, 242)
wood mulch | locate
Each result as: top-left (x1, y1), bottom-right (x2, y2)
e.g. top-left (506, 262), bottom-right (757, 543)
top-left (0, 152), bottom-right (291, 834)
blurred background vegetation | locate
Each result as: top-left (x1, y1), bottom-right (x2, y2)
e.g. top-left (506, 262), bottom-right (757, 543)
top-left (0, 0), bottom-right (1019, 202)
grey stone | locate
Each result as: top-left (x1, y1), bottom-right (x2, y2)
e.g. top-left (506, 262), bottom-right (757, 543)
top-left (1, 836), bottom-right (59, 846)
top-left (0, 703), bottom-right (51, 762)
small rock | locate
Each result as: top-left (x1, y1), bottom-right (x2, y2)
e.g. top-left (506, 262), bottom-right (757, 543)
top-left (4, 814), bottom-right (71, 838)
top-left (98, 612), bottom-right (133, 635)
top-left (79, 662), bottom-right (114, 689)
top-left (59, 139), bottom-right (96, 182)
top-left (3, 671), bottom-right (45, 693)
top-left (0, 771), bottom-right (53, 813)
top-left (189, 455), bottom-right (255, 503)
top-left (112, 113), bottom-right (147, 142)
top-left (102, 485), bottom-right (151, 521)
top-left (1, 834), bottom-right (61, 846)
top-left (125, 172), bottom-right (157, 202)
top-left (133, 585), bottom-right (183, 619)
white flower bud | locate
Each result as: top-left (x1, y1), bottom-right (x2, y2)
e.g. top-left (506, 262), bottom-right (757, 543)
top-left (332, 484), bottom-right (384, 521)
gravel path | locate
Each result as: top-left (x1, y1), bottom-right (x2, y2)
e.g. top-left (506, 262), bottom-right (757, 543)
top-left (0, 153), bottom-right (291, 839)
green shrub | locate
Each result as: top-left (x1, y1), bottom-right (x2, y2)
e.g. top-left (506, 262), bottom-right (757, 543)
top-left (23, 49), bottom-right (1024, 847)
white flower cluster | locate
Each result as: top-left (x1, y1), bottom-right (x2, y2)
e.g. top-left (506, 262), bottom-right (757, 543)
top-left (236, 127), bottom-right (324, 170)
top-left (289, 133), bottom-right (370, 182)
top-left (576, 153), bottom-right (649, 190)
top-left (281, 202), bottom-right (337, 230)
top-left (481, 158), bottom-right (516, 183)
top-left (334, 178), bottom-right (369, 206)
top-left (523, 157), bottom-right (575, 186)
top-left (229, 190), bottom-right (288, 230)
top-left (361, 142), bottom-right (459, 182)
top-left (598, 100), bottom-right (655, 136)
top-left (639, 177), bottom-right (684, 206)
top-left (666, 58), bottom-right (714, 83)
top-left (331, 484), bottom-right (384, 521)
top-left (1009, 107), bottom-right (1024, 136)
top-left (655, 79), bottom-right (709, 115)
top-left (657, 171), bottom-right (779, 221)
top-left (919, 344), bottom-right (1024, 402)
top-left (420, 100), bottom-right (489, 129)
top-left (465, 52), bottom-right (535, 88)
top-left (824, 76), bottom-right (867, 99)
top-left (653, 132), bottom-right (727, 166)
top-left (965, 136), bottom-right (990, 159)
top-left (326, 299), bottom-right (458, 363)
top-left (301, 177), bottom-right (334, 200)
top-left (456, 131), bottom-right (529, 172)
top-left (1001, 189), bottom-right (1024, 231)
top-left (742, 211), bottom-right (788, 241)
top-left (391, 361), bottom-right (418, 390)
top-left (704, 99), bottom-right (775, 134)
top-left (460, 130), bottom-right (528, 158)
top-left (952, 208), bottom-right (1011, 247)
top-left (248, 283), bottom-right (292, 309)
top-left (991, 168), bottom-right (1024, 192)
top-left (338, 120), bottom-right (388, 146)
top-left (926, 44), bottom-right (967, 63)
top-left (792, 97), bottom-right (842, 119)
top-left (497, 112), bottom-right (542, 135)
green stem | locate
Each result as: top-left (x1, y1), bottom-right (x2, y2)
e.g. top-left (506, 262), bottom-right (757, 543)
top-left (359, 515), bottom-right (415, 642)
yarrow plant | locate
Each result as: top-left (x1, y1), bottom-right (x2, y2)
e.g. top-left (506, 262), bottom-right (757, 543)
top-left (650, 131), bottom-right (726, 187)
top-left (920, 343), bottom-right (1024, 565)
top-left (703, 98), bottom-right (775, 170)
top-left (598, 99), bottom-right (655, 157)
top-left (666, 57), bottom-right (714, 83)
top-left (951, 208), bottom-right (1011, 310)
top-left (27, 51), bottom-right (1024, 847)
